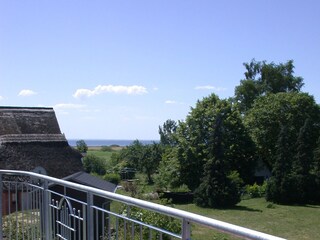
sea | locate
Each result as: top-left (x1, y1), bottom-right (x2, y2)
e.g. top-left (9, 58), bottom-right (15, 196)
top-left (67, 139), bottom-right (159, 147)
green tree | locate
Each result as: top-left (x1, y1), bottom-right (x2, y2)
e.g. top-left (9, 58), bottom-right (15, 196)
top-left (122, 140), bottom-right (145, 170)
top-left (155, 147), bottom-right (181, 191)
top-left (142, 143), bottom-right (163, 184)
top-left (176, 94), bottom-right (256, 192)
top-left (159, 119), bottom-right (178, 146)
top-left (235, 59), bottom-right (304, 112)
top-left (194, 113), bottom-right (241, 208)
top-left (76, 139), bottom-right (88, 153)
top-left (313, 137), bottom-right (320, 202)
top-left (82, 154), bottom-right (106, 175)
top-left (245, 92), bottom-right (320, 169)
top-left (120, 141), bottom-right (163, 183)
top-left (266, 125), bottom-right (294, 203)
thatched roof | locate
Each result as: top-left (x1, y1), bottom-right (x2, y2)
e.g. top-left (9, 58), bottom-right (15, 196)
top-left (0, 106), bottom-right (61, 135)
top-left (0, 106), bottom-right (84, 178)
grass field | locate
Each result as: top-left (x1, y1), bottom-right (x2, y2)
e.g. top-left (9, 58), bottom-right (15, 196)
top-left (176, 198), bottom-right (320, 240)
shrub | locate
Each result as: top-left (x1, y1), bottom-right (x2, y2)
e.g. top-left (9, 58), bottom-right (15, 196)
top-left (82, 154), bottom-right (106, 175)
top-left (103, 173), bottom-right (121, 185)
top-left (245, 182), bottom-right (267, 198)
top-left (119, 203), bottom-right (181, 240)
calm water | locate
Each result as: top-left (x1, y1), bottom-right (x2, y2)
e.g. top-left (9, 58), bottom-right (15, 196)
top-left (68, 139), bottom-right (159, 147)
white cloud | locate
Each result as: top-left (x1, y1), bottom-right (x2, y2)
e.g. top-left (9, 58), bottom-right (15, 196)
top-left (18, 89), bottom-right (37, 97)
top-left (165, 100), bottom-right (184, 105)
top-left (165, 100), bottom-right (177, 104)
top-left (73, 85), bottom-right (148, 98)
top-left (0, 96), bottom-right (3, 101)
top-left (195, 85), bottom-right (227, 91)
top-left (53, 103), bottom-right (87, 110)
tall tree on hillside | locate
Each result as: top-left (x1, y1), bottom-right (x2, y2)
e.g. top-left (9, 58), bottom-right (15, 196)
top-left (235, 59), bottom-right (304, 113)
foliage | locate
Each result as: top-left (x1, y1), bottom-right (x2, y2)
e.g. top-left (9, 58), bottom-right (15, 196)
top-left (266, 125), bottom-right (296, 204)
top-left (82, 153), bottom-right (106, 175)
top-left (76, 139), bottom-right (88, 153)
top-left (245, 92), bottom-right (320, 169)
top-left (234, 59), bottom-right (304, 112)
top-left (119, 141), bottom-right (163, 184)
top-left (154, 147), bottom-right (181, 191)
top-left (171, 184), bottom-right (190, 193)
top-left (122, 181), bottom-right (139, 197)
top-left (313, 136), bottom-right (320, 202)
top-left (3, 211), bottom-right (40, 239)
top-left (176, 94), bottom-right (256, 193)
top-left (120, 203), bottom-right (181, 240)
top-left (193, 106), bottom-right (242, 208)
top-left (101, 145), bottom-right (113, 151)
top-left (159, 119), bottom-right (178, 146)
top-left (103, 173), bottom-right (121, 185)
top-left (245, 182), bottom-right (267, 198)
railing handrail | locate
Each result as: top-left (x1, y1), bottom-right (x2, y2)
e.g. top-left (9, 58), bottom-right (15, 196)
top-left (0, 169), bottom-right (286, 240)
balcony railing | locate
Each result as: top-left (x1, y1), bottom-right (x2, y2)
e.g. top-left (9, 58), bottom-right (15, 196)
top-left (0, 170), bottom-right (285, 240)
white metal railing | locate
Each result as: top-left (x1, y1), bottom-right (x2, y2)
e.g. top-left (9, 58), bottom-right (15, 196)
top-left (0, 170), bottom-right (286, 240)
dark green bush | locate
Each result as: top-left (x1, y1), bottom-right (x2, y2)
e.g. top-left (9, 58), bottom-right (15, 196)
top-left (82, 154), bottom-right (106, 175)
top-left (103, 173), bottom-right (121, 185)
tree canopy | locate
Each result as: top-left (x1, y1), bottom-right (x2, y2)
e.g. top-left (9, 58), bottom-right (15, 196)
top-left (235, 59), bottom-right (304, 112)
top-left (244, 92), bottom-right (320, 169)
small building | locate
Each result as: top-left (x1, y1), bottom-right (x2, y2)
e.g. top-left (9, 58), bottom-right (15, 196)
top-left (0, 106), bottom-right (84, 179)
top-left (0, 107), bottom-right (117, 215)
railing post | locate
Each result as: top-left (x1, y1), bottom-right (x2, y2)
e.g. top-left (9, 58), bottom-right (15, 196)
top-left (0, 174), bottom-right (3, 239)
top-left (182, 218), bottom-right (191, 240)
top-left (87, 192), bottom-right (94, 239)
top-left (42, 180), bottom-right (50, 239)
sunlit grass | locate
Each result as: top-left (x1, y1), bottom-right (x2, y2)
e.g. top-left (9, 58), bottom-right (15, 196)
top-left (176, 198), bottom-right (320, 240)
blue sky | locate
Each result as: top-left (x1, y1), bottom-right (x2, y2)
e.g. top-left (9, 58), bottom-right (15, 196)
top-left (1, 1), bottom-right (319, 140)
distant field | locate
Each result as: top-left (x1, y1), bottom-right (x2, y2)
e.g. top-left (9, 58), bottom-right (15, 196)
top-left (86, 147), bottom-right (121, 162)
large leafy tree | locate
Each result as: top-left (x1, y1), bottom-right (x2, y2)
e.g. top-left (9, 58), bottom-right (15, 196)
top-left (244, 92), bottom-right (320, 169)
top-left (176, 94), bottom-right (256, 192)
top-left (76, 139), bottom-right (88, 153)
top-left (159, 119), bottom-right (178, 146)
top-left (235, 59), bottom-right (304, 112)
top-left (120, 140), bottom-right (162, 183)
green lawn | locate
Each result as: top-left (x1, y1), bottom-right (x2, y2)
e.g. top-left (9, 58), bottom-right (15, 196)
top-left (176, 198), bottom-right (320, 240)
